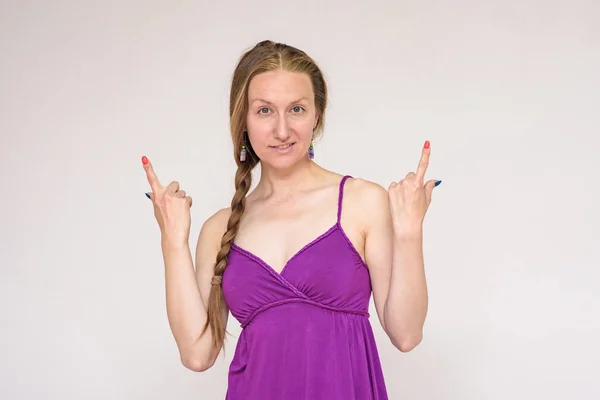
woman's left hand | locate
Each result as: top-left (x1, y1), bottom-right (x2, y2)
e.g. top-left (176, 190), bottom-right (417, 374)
top-left (388, 140), bottom-right (440, 236)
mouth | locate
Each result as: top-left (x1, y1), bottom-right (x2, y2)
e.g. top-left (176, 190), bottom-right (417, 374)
top-left (269, 142), bottom-right (296, 149)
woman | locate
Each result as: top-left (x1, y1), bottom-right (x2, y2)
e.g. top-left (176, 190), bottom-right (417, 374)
top-left (142, 40), bottom-right (440, 399)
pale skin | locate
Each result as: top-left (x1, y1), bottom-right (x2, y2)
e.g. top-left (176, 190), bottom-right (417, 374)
top-left (142, 69), bottom-right (438, 372)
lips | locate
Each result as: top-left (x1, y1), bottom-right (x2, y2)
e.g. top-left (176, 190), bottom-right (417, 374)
top-left (269, 142), bottom-right (295, 149)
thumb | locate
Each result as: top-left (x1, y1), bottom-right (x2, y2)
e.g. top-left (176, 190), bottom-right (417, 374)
top-left (425, 179), bottom-right (441, 199)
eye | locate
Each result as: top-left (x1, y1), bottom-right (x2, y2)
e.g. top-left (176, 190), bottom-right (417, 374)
top-left (292, 106), bottom-right (304, 113)
top-left (258, 107), bottom-right (270, 114)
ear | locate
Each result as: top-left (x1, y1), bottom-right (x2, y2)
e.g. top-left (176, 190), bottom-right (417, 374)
top-left (313, 114), bottom-right (319, 130)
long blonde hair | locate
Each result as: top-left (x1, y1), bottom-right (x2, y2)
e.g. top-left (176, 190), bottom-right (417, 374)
top-left (201, 40), bottom-right (329, 353)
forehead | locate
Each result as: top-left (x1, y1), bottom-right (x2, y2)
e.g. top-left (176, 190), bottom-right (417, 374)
top-left (248, 70), bottom-right (313, 103)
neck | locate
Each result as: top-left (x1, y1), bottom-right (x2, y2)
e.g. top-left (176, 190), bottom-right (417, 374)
top-left (255, 159), bottom-right (322, 200)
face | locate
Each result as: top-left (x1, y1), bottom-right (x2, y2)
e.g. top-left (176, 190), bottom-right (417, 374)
top-left (246, 69), bottom-right (319, 168)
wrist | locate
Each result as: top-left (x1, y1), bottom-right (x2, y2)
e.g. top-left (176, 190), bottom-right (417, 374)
top-left (392, 223), bottom-right (423, 241)
top-left (161, 237), bottom-right (189, 250)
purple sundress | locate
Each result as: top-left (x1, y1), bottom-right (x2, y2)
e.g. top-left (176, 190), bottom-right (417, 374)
top-left (222, 175), bottom-right (388, 399)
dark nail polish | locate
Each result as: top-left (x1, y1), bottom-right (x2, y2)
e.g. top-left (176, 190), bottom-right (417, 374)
top-left (145, 193), bottom-right (151, 199)
top-left (435, 180), bottom-right (442, 187)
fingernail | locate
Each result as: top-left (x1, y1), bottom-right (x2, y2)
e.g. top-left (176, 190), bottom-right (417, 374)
top-left (142, 156), bottom-right (148, 165)
top-left (435, 180), bottom-right (442, 187)
top-left (424, 140), bottom-right (430, 149)
top-left (145, 192), bottom-right (151, 199)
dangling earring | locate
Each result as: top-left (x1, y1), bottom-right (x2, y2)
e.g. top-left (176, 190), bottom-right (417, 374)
top-left (240, 130), bottom-right (247, 162)
top-left (308, 139), bottom-right (315, 160)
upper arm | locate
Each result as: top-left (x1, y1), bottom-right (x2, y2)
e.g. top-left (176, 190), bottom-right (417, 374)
top-left (194, 208), bottom-right (231, 344)
top-left (355, 180), bottom-right (394, 333)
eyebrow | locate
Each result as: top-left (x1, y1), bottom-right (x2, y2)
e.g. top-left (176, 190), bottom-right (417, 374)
top-left (250, 97), bottom-right (309, 105)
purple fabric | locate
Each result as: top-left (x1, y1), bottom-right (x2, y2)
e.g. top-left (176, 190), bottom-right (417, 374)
top-left (222, 175), bottom-right (388, 399)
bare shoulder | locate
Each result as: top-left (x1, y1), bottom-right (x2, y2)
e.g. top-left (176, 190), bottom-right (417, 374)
top-left (196, 207), bottom-right (231, 261)
top-left (201, 207), bottom-right (232, 237)
top-left (333, 176), bottom-right (391, 264)
top-left (345, 177), bottom-right (389, 211)
top-left (341, 177), bottom-right (390, 230)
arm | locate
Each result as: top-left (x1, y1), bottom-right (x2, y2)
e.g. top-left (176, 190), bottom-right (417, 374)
top-left (163, 208), bottom-right (230, 372)
top-left (360, 181), bottom-right (428, 352)
top-left (384, 226), bottom-right (428, 352)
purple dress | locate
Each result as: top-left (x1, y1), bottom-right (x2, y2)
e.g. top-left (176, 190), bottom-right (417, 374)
top-left (222, 175), bottom-right (388, 399)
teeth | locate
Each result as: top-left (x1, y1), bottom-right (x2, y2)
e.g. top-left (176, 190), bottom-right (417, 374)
top-left (275, 144), bottom-right (292, 149)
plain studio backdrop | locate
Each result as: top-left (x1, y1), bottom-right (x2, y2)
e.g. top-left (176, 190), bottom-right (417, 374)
top-left (1, 1), bottom-right (598, 399)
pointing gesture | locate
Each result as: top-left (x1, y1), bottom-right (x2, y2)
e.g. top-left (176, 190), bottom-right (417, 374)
top-left (388, 141), bottom-right (441, 236)
top-left (142, 156), bottom-right (193, 245)
top-left (144, 156), bottom-right (163, 196)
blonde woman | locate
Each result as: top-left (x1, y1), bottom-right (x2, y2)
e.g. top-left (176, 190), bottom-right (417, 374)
top-left (142, 40), bottom-right (440, 399)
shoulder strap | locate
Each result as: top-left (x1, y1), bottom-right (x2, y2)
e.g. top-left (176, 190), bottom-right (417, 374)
top-left (337, 175), bottom-right (352, 224)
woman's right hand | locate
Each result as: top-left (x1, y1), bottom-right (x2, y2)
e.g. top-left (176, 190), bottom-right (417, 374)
top-left (142, 156), bottom-right (193, 246)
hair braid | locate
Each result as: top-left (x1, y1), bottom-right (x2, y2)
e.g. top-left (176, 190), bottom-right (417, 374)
top-left (201, 155), bottom-right (255, 352)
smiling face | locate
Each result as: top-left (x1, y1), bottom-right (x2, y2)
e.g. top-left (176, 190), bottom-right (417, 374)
top-left (245, 69), bottom-right (319, 169)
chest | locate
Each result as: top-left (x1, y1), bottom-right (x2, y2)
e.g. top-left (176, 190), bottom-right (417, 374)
top-left (233, 201), bottom-right (339, 275)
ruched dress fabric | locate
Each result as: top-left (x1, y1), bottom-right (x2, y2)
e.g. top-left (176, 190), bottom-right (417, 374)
top-left (222, 176), bottom-right (388, 399)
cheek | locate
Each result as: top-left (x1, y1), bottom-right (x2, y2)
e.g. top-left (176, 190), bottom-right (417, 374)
top-left (289, 115), bottom-right (316, 136)
top-left (295, 117), bottom-right (315, 130)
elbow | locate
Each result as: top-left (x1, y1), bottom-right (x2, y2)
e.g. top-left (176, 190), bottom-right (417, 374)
top-left (181, 352), bottom-right (214, 373)
top-left (390, 332), bottom-right (423, 353)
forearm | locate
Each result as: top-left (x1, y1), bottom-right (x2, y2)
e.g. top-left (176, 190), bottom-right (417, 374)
top-left (383, 231), bottom-right (428, 348)
top-left (161, 240), bottom-right (208, 355)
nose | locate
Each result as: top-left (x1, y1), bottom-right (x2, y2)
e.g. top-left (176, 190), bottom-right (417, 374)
top-left (273, 115), bottom-right (291, 141)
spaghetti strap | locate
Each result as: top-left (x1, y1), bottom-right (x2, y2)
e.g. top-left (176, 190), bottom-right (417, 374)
top-left (337, 175), bottom-right (352, 224)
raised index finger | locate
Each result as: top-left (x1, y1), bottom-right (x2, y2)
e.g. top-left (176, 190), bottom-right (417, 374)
top-left (416, 140), bottom-right (431, 183)
top-left (142, 156), bottom-right (162, 192)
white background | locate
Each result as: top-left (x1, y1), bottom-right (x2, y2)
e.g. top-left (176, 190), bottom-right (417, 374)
top-left (1, 0), bottom-right (599, 399)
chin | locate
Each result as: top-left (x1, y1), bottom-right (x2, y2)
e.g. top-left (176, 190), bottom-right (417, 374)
top-left (260, 153), bottom-right (307, 170)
